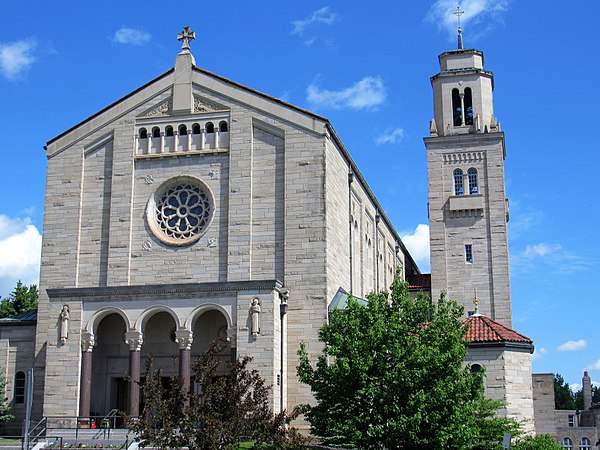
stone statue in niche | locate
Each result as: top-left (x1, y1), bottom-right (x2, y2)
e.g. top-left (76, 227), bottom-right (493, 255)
top-left (59, 305), bottom-right (69, 344)
top-left (250, 298), bottom-right (261, 337)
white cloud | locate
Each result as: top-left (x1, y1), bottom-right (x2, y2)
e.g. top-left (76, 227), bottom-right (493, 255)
top-left (307, 76), bottom-right (386, 111)
top-left (376, 128), bottom-right (406, 145)
top-left (0, 215), bottom-right (42, 297)
top-left (426, 0), bottom-right (511, 38)
top-left (401, 224), bottom-right (430, 272)
top-left (557, 339), bottom-right (587, 352)
top-left (0, 40), bottom-right (36, 80)
top-left (292, 7), bottom-right (339, 35)
top-left (587, 359), bottom-right (600, 372)
top-left (113, 27), bottom-right (151, 46)
top-left (532, 347), bottom-right (547, 361)
top-left (522, 243), bottom-right (562, 259)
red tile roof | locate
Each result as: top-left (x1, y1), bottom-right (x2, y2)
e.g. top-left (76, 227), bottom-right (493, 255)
top-left (407, 273), bottom-right (431, 290)
top-left (463, 314), bottom-right (533, 344)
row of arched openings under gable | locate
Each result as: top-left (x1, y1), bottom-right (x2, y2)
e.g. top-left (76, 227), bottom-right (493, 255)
top-left (453, 168), bottom-right (478, 196)
top-left (561, 437), bottom-right (591, 450)
top-left (452, 87), bottom-right (474, 127)
top-left (138, 121), bottom-right (228, 139)
top-left (89, 308), bottom-right (231, 417)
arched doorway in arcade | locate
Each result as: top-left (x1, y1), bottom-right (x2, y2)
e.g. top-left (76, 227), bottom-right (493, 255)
top-left (90, 313), bottom-right (128, 416)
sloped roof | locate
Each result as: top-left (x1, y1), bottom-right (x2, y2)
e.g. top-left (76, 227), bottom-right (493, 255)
top-left (463, 314), bottom-right (532, 345)
top-left (0, 309), bottom-right (37, 325)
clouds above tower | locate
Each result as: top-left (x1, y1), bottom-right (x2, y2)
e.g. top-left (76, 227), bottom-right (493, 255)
top-left (307, 76), bottom-right (386, 111)
top-left (426, 0), bottom-right (512, 39)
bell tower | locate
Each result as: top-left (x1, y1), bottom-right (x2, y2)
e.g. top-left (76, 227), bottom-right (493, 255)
top-left (424, 33), bottom-right (512, 326)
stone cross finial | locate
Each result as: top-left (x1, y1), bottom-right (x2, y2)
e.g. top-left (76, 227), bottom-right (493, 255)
top-left (454, 6), bottom-right (465, 49)
top-left (474, 288), bottom-right (480, 313)
top-left (178, 26), bottom-right (196, 51)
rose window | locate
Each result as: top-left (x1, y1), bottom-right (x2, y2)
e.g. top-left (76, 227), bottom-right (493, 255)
top-left (147, 176), bottom-right (214, 246)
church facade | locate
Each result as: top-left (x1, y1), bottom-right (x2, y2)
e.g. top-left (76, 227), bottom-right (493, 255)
top-left (0, 27), bottom-right (543, 439)
top-left (31, 30), bottom-right (418, 423)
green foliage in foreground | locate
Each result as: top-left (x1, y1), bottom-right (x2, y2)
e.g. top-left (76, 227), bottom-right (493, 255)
top-left (0, 280), bottom-right (38, 319)
top-left (513, 434), bottom-right (563, 450)
top-left (0, 371), bottom-right (14, 424)
top-left (297, 274), bottom-right (520, 449)
top-left (128, 342), bottom-right (307, 450)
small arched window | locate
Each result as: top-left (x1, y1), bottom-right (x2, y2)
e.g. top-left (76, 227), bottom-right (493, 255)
top-left (15, 371), bottom-right (25, 404)
top-left (139, 128), bottom-right (147, 139)
top-left (165, 126), bottom-right (174, 137)
top-left (219, 121), bottom-right (228, 132)
top-left (453, 169), bottom-right (464, 196)
top-left (580, 437), bottom-right (591, 450)
top-left (562, 437), bottom-right (573, 450)
top-left (452, 88), bottom-right (462, 126)
top-left (206, 122), bottom-right (215, 134)
top-left (178, 124), bottom-right (188, 136)
top-left (192, 124), bottom-right (201, 135)
top-left (468, 168), bottom-right (478, 194)
top-left (470, 364), bottom-right (482, 375)
top-left (152, 127), bottom-right (160, 138)
top-left (464, 87), bottom-right (473, 126)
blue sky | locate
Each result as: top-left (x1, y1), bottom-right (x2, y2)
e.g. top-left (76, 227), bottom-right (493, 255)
top-left (0, 0), bottom-right (598, 390)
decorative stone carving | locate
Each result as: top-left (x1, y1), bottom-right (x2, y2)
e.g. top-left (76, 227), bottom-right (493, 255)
top-left (59, 305), bottom-right (69, 344)
top-left (176, 336), bottom-right (193, 351)
top-left (143, 100), bottom-right (171, 117)
top-left (126, 337), bottom-right (143, 352)
top-left (81, 335), bottom-right (95, 352)
top-left (208, 169), bottom-right (219, 180)
top-left (142, 240), bottom-right (152, 251)
top-left (193, 96), bottom-right (225, 113)
top-left (208, 237), bottom-right (217, 248)
top-left (250, 298), bottom-right (261, 337)
top-left (144, 174), bottom-right (154, 185)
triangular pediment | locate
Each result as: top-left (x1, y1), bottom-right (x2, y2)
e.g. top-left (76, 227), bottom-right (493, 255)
top-left (139, 99), bottom-right (172, 118)
top-left (193, 95), bottom-right (228, 113)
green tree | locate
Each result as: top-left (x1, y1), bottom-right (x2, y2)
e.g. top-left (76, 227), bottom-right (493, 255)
top-left (128, 342), bottom-right (306, 450)
top-left (0, 371), bottom-right (14, 424)
top-left (297, 275), bottom-right (519, 449)
top-left (0, 281), bottom-right (38, 319)
top-left (554, 374), bottom-right (577, 410)
top-left (512, 434), bottom-right (563, 450)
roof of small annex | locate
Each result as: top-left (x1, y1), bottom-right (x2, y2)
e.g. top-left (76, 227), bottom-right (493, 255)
top-left (0, 309), bottom-right (37, 325)
top-left (407, 273), bottom-right (431, 291)
top-left (463, 314), bottom-right (532, 345)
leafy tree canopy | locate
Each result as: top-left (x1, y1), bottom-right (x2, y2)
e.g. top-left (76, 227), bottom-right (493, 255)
top-left (128, 342), bottom-right (307, 450)
top-left (297, 274), bottom-right (519, 449)
top-left (554, 374), bottom-right (577, 410)
top-left (512, 434), bottom-right (563, 450)
top-left (0, 281), bottom-right (38, 319)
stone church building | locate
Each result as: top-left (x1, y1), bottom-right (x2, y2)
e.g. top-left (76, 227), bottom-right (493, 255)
top-left (0, 27), bottom-right (547, 438)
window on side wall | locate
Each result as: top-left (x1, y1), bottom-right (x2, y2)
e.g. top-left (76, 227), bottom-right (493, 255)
top-left (465, 244), bottom-right (473, 264)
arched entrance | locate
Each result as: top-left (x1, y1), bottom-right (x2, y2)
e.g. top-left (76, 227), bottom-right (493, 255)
top-left (91, 313), bottom-right (128, 416)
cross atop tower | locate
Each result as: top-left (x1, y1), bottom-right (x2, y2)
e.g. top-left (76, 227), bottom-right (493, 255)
top-left (473, 288), bottom-right (480, 314)
top-left (454, 6), bottom-right (465, 49)
top-left (177, 26), bottom-right (196, 52)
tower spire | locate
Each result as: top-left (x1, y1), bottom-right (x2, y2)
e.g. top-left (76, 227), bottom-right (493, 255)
top-left (454, 6), bottom-right (464, 49)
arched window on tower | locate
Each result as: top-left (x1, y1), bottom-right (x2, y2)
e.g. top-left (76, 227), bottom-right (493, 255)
top-left (580, 437), bottom-right (591, 450)
top-left (470, 364), bottom-right (482, 375)
top-left (468, 168), bottom-right (478, 194)
top-left (205, 122), bottom-right (215, 134)
top-left (453, 169), bottom-right (464, 196)
top-left (464, 87), bottom-right (474, 125)
top-left (14, 371), bottom-right (25, 404)
top-left (452, 88), bottom-right (462, 126)
top-left (139, 128), bottom-right (147, 139)
top-left (165, 126), bottom-right (174, 137)
top-left (178, 124), bottom-right (188, 136)
top-left (152, 127), bottom-right (160, 138)
top-left (192, 123), bottom-right (201, 135)
top-left (561, 437), bottom-right (573, 450)
top-left (219, 121), bottom-right (228, 132)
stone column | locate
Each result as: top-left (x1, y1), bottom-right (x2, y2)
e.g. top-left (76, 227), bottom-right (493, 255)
top-left (79, 334), bottom-right (95, 418)
top-left (175, 330), bottom-right (193, 405)
top-left (125, 332), bottom-right (143, 417)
